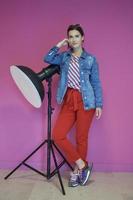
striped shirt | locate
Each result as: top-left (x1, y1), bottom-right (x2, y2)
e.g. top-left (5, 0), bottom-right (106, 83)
top-left (67, 54), bottom-right (80, 91)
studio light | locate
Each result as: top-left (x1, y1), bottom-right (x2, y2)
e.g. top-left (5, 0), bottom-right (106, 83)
top-left (5, 63), bottom-right (72, 195)
top-left (10, 64), bottom-right (60, 108)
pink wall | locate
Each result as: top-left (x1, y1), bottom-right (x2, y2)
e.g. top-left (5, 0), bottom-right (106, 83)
top-left (0, 0), bottom-right (133, 171)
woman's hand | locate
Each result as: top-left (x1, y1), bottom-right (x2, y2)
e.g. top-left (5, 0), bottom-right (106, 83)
top-left (95, 107), bottom-right (102, 120)
top-left (56, 38), bottom-right (69, 48)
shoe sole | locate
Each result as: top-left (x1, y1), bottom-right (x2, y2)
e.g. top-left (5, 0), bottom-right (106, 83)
top-left (68, 183), bottom-right (79, 187)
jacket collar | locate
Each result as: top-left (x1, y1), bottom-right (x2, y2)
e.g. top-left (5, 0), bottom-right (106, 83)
top-left (66, 48), bottom-right (89, 59)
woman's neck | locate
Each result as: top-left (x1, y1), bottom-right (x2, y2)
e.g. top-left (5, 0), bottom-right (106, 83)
top-left (72, 47), bottom-right (83, 57)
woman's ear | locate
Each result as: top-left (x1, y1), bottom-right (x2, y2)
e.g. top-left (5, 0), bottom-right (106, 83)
top-left (82, 36), bottom-right (84, 42)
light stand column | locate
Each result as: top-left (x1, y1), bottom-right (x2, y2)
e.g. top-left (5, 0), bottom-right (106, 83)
top-left (4, 77), bottom-right (73, 195)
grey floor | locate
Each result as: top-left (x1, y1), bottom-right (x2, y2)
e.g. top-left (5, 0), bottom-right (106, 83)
top-left (0, 169), bottom-right (133, 200)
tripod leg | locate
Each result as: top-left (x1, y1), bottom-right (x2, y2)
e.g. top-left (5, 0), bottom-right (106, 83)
top-left (51, 145), bottom-right (66, 195)
top-left (53, 142), bottom-right (73, 171)
top-left (4, 140), bottom-right (47, 179)
top-left (4, 162), bottom-right (23, 179)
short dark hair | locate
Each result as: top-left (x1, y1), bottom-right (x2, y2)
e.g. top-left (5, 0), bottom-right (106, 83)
top-left (67, 24), bottom-right (84, 37)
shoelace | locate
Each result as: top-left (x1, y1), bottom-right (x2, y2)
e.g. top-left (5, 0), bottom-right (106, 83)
top-left (70, 172), bottom-right (79, 181)
top-left (79, 170), bottom-right (85, 180)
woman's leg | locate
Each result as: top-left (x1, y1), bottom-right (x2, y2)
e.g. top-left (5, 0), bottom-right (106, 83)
top-left (52, 90), bottom-right (82, 164)
top-left (75, 107), bottom-right (95, 165)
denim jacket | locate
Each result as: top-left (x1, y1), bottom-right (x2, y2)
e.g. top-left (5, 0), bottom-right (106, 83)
top-left (43, 46), bottom-right (103, 110)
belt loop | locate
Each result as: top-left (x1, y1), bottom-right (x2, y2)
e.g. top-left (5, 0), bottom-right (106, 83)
top-left (66, 88), bottom-right (72, 103)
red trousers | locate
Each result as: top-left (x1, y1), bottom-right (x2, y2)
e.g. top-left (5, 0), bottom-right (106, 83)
top-left (52, 88), bottom-right (95, 164)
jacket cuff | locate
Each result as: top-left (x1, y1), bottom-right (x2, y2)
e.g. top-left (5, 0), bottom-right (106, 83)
top-left (50, 46), bottom-right (60, 52)
top-left (96, 105), bottom-right (103, 109)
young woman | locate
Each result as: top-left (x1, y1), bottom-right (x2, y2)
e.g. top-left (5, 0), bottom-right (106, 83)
top-left (44, 24), bottom-right (103, 187)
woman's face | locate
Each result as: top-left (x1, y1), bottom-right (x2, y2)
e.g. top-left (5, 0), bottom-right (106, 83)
top-left (68, 30), bottom-right (84, 50)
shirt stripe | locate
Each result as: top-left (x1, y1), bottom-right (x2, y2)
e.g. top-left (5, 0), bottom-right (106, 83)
top-left (67, 54), bottom-right (80, 90)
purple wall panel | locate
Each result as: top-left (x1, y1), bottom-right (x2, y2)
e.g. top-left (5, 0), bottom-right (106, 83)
top-left (0, 0), bottom-right (133, 171)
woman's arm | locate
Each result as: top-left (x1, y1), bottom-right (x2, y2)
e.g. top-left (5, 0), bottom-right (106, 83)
top-left (43, 39), bottom-right (68, 65)
top-left (90, 57), bottom-right (103, 109)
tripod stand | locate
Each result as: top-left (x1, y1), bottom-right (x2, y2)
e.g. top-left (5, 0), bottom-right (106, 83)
top-left (4, 77), bottom-right (73, 195)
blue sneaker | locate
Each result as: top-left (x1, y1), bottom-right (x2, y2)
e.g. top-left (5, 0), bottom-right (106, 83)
top-left (68, 172), bottom-right (80, 187)
top-left (79, 162), bottom-right (93, 186)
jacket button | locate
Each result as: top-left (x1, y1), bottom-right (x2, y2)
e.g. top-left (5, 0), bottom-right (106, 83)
top-left (82, 80), bottom-right (84, 82)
